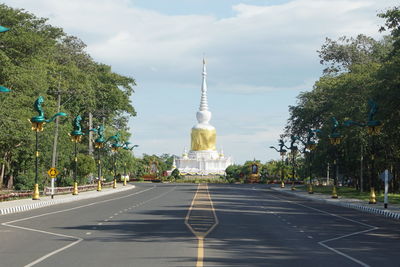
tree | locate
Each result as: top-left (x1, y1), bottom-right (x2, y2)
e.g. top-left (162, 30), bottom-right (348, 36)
top-left (0, 4), bottom-right (137, 190)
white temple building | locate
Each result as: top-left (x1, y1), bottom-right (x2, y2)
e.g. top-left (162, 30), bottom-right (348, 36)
top-left (174, 59), bottom-right (232, 175)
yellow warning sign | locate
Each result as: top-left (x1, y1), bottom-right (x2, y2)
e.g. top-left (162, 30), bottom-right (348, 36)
top-left (47, 167), bottom-right (59, 178)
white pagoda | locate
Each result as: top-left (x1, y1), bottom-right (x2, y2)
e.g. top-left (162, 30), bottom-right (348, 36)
top-left (174, 59), bottom-right (232, 175)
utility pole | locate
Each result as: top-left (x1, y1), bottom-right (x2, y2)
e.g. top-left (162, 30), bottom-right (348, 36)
top-left (360, 143), bottom-right (364, 192)
top-left (51, 74), bottom-right (62, 169)
top-left (88, 112), bottom-right (94, 155)
top-left (327, 162), bottom-right (330, 185)
top-left (50, 74), bottom-right (75, 198)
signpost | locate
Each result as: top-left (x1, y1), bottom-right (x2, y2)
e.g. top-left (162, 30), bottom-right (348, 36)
top-left (47, 167), bottom-right (60, 199)
top-left (379, 170), bottom-right (393, 209)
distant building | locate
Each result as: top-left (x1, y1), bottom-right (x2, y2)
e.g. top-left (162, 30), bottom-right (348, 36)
top-left (174, 59), bottom-right (232, 175)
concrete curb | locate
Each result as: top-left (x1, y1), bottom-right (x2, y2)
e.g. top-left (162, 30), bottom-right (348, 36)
top-left (0, 185), bottom-right (135, 216)
top-left (271, 187), bottom-right (400, 220)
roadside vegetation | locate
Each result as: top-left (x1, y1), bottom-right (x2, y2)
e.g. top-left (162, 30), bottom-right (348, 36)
top-left (281, 6), bottom-right (400, 196)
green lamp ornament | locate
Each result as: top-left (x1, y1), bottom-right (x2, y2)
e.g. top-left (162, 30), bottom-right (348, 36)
top-left (299, 128), bottom-right (320, 194)
top-left (108, 132), bottom-right (123, 189)
top-left (121, 142), bottom-right (139, 186)
top-left (329, 117), bottom-right (343, 199)
top-left (0, 26), bottom-right (11, 93)
top-left (270, 139), bottom-right (287, 188)
top-left (285, 135), bottom-right (299, 191)
top-left (70, 115), bottom-right (85, 195)
top-left (344, 100), bottom-right (382, 204)
top-left (30, 96), bottom-right (67, 200)
top-left (90, 124), bottom-right (106, 191)
top-left (0, 25), bottom-right (9, 33)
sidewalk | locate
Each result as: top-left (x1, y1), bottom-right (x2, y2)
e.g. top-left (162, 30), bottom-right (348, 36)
top-left (0, 184), bottom-right (136, 216)
top-left (271, 186), bottom-right (400, 220)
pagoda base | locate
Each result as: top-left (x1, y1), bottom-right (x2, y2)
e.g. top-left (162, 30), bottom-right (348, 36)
top-left (176, 150), bottom-right (232, 175)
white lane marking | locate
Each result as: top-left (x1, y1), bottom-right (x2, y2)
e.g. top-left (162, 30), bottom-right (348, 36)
top-left (319, 230), bottom-right (374, 267)
top-left (307, 236), bottom-right (313, 239)
top-left (104, 219), bottom-right (108, 222)
top-left (269, 193), bottom-right (377, 267)
top-left (86, 232), bottom-right (92, 235)
top-left (3, 186), bottom-right (157, 225)
top-left (97, 223), bottom-right (103, 225)
top-left (1, 186), bottom-right (163, 267)
top-left (2, 223), bottom-right (83, 267)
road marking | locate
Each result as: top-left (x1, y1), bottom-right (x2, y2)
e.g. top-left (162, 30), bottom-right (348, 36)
top-left (269, 192), bottom-right (377, 267)
top-left (185, 184), bottom-right (218, 267)
top-left (86, 232), bottom-right (92, 235)
top-left (2, 223), bottom-right (83, 267)
top-left (97, 223), bottom-right (103, 225)
top-left (1, 186), bottom-right (161, 266)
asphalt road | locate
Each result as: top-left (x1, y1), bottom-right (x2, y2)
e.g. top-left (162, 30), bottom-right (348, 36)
top-left (0, 183), bottom-right (399, 267)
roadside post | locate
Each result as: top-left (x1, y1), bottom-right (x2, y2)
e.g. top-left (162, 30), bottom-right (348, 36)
top-left (380, 170), bottom-right (393, 209)
top-left (47, 167), bottom-right (60, 199)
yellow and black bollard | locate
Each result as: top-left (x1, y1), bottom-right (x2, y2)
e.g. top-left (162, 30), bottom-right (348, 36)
top-left (73, 182), bottom-right (78, 195)
top-left (97, 179), bottom-right (102, 191)
top-left (308, 183), bottom-right (313, 194)
top-left (291, 181), bottom-right (296, 191)
top-left (331, 185), bottom-right (338, 199)
top-left (369, 187), bottom-right (377, 204)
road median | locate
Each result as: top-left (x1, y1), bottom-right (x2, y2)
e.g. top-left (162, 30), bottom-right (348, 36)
top-left (0, 184), bottom-right (135, 215)
top-left (271, 186), bottom-right (400, 220)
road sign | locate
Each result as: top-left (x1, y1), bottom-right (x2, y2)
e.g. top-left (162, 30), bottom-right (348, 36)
top-left (47, 167), bottom-right (59, 178)
top-left (379, 171), bottom-right (393, 182)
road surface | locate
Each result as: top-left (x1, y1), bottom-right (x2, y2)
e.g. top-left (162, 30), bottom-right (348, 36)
top-left (0, 183), bottom-right (399, 267)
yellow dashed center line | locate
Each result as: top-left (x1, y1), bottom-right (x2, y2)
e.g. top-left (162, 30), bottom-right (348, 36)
top-left (185, 183), bottom-right (218, 267)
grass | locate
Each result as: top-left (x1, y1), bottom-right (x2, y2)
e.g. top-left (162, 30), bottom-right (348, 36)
top-left (298, 185), bottom-right (400, 204)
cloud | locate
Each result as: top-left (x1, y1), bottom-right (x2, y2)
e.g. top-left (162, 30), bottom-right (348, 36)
top-left (214, 79), bottom-right (315, 94)
top-left (4, 0), bottom-right (395, 87)
top-left (2, 0), bottom-right (397, 163)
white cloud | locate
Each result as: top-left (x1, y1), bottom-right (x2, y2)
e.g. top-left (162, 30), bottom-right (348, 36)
top-left (2, 0), bottom-right (397, 163)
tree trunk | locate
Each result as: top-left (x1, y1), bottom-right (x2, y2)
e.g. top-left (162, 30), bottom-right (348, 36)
top-left (7, 174), bottom-right (13, 189)
top-left (0, 162), bottom-right (4, 189)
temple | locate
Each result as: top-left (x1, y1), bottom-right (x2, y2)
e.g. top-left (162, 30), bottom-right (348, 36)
top-left (174, 59), bottom-right (232, 175)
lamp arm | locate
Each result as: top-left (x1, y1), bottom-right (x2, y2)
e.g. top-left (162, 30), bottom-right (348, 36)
top-left (45, 112), bottom-right (67, 123)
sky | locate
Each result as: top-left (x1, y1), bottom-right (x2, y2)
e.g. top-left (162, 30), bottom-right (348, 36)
top-left (2, 0), bottom-right (398, 163)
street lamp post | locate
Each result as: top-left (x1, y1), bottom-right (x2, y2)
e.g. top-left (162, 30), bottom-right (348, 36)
top-left (0, 25), bottom-right (11, 93)
top-left (328, 117), bottom-right (343, 199)
top-left (345, 100), bottom-right (382, 204)
top-left (108, 132), bottom-right (122, 189)
top-left (30, 96), bottom-right (67, 200)
top-left (270, 139), bottom-right (287, 188)
top-left (70, 115), bottom-right (84, 195)
top-left (301, 129), bottom-right (319, 194)
top-left (122, 142), bottom-right (138, 186)
top-left (285, 135), bottom-right (299, 191)
top-left (91, 124), bottom-right (105, 191)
